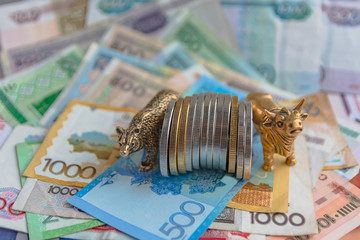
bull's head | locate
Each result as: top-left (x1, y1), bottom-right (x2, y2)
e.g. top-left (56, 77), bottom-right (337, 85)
top-left (116, 126), bottom-right (142, 157)
top-left (263, 99), bottom-right (308, 137)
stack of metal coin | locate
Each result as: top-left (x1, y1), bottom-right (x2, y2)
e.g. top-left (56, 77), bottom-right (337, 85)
top-left (159, 92), bottom-right (253, 180)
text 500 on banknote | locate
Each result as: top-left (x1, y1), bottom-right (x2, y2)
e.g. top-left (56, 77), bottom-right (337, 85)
top-left (159, 201), bottom-right (205, 240)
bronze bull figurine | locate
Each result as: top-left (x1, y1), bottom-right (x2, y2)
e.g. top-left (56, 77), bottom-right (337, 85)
top-left (246, 93), bottom-right (308, 171)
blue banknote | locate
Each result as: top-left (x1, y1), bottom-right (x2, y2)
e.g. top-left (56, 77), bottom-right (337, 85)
top-left (69, 137), bottom-right (263, 240)
top-left (184, 75), bottom-right (248, 100)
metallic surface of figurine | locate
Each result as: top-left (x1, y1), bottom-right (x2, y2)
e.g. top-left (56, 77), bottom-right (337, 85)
top-left (116, 89), bottom-right (181, 171)
top-left (246, 93), bottom-right (308, 171)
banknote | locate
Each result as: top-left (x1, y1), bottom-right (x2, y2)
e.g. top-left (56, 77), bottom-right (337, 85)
top-left (167, 64), bottom-right (212, 93)
top-left (162, 11), bottom-right (265, 81)
top-left (0, 125), bottom-right (46, 233)
top-left (15, 147), bottom-right (93, 219)
top-left (14, 141), bottom-right (104, 239)
top-left (336, 166), bottom-right (360, 185)
top-left (268, 171), bottom-right (360, 240)
top-left (211, 136), bottom-right (319, 236)
top-left (0, 60), bottom-right (4, 79)
top-left (83, 59), bottom-right (175, 109)
top-left (342, 94), bottom-right (360, 123)
top-left (281, 92), bottom-right (358, 171)
top-left (0, 228), bottom-right (27, 240)
top-left (24, 100), bottom-right (137, 187)
top-left (184, 75), bottom-right (248, 100)
top-left (0, 0), bottom-right (87, 50)
top-left (340, 226), bottom-right (360, 240)
top-left (0, 45), bottom-right (83, 127)
top-left (338, 120), bottom-right (360, 163)
top-left (101, 24), bottom-right (165, 59)
top-left (335, 121), bottom-right (360, 186)
top-left (194, 58), bottom-right (298, 102)
top-left (40, 43), bottom-right (178, 127)
top-left (65, 225), bottom-right (134, 240)
top-left (321, 0), bottom-right (360, 94)
top-left (1, 23), bottom-right (108, 76)
top-left (153, 41), bottom-right (298, 101)
top-left (0, 117), bottom-right (12, 148)
top-left (200, 229), bottom-right (265, 240)
top-left (152, 41), bottom-right (197, 70)
top-left (221, 0), bottom-right (323, 95)
top-left (68, 133), bottom-right (263, 240)
top-left (116, 0), bottom-right (239, 50)
top-left (14, 177), bottom-right (94, 219)
top-left (86, 0), bottom-right (154, 26)
top-left (0, 0), bottom-right (26, 5)
top-left (327, 92), bottom-right (360, 126)
top-left (227, 153), bottom-right (289, 213)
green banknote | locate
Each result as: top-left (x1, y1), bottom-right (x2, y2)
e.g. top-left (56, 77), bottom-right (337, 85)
top-left (162, 11), bottom-right (265, 81)
top-left (0, 45), bottom-right (83, 127)
top-left (16, 141), bottom-right (103, 240)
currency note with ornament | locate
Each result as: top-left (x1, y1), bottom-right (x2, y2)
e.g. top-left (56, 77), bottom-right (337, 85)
top-left (268, 171), bottom-right (360, 240)
top-left (23, 100), bottom-right (137, 187)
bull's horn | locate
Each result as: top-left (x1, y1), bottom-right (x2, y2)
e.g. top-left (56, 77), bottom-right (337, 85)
top-left (280, 107), bottom-right (291, 115)
top-left (264, 110), bottom-right (276, 119)
top-left (293, 99), bottom-right (305, 112)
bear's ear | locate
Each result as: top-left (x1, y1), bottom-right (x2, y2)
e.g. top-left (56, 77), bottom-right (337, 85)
top-left (116, 126), bottom-right (125, 136)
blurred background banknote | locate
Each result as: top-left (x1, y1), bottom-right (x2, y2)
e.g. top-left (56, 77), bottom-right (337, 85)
top-left (221, 0), bottom-right (323, 95)
top-left (0, 0), bottom-right (359, 239)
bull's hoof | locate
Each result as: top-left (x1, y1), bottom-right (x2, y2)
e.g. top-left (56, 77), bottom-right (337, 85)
top-left (286, 157), bottom-right (296, 166)
top-left (262, 163), bottom-right (274, 171)
top-left (139, 160), bottom-right (154, 172)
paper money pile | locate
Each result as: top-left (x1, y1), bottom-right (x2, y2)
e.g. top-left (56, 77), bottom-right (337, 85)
top-left (0, 0), bottom-right (359, 240)
top-left (160, 93), bottom-right (252, 179)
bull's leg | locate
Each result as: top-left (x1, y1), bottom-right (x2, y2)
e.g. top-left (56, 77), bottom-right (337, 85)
top-left (262, 149), bottom-right (274, 171)
top-left (285, 153), bottom-right (296, 166)
top-left (139, 144), bottom-right (157, 171)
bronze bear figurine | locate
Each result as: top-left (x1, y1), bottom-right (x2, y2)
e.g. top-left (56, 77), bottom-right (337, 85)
top-left (116, 89), bottom-right (181, 171)
top-left (246, 93), bottom-right (308, 171)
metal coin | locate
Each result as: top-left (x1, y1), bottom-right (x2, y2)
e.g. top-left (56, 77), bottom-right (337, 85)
top-left (220, 94), bottom-right (232, 171)
top-left (177, 96), bottom-right (191, 174)
top-left (200, 92), bottom-right (212, 169)
top-left (185, 94), bottom-right (198, 172)
top-left (213, 94), bottom-right (224, 169)
top-left (159, 99), bottom-right (176, 177)
top-left (192, 93), bottom-right (205, 170)
top-left (228, 96), bottom-right (238, 174)
top-left (206, 93), bottom-right (218, 169)
top-left (169, 98), bottom-right (183, 175)
top-left (244, 101), bottom-right (253, 180)
top-left (236, 101), bottom-right (245, 179)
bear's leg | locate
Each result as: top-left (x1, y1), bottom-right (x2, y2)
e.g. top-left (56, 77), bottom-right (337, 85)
top-left (139, 144), bottom-right (157, 171)
top-left (262, 149), bottom-right (274, 171)
top-left (285, 153), bottom-right (296, 166)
